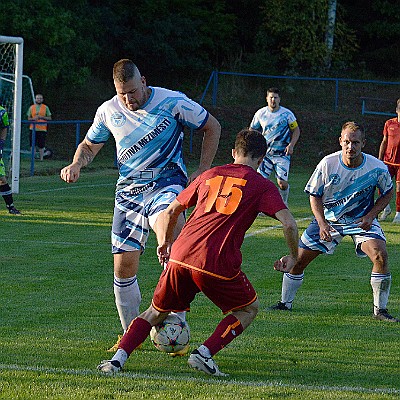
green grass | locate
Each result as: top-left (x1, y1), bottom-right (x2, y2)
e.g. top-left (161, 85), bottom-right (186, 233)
top-left (1, 165), bottom-right (399, 399)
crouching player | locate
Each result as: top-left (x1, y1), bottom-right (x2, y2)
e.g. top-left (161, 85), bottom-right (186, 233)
top-left (270, 121), bottom-right (399, 322)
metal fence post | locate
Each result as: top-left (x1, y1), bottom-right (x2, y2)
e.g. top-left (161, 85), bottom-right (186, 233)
top-left (30, 125), bottom-right (35, 176)
top-left (335, 79), bottom-right (339, 112)
top-left (75, 122), bottom-right (81, 149)
top-left (212, 70), bottom-right (218, 108)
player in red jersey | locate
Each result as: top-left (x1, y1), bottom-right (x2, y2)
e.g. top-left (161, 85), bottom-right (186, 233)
top-left (97, 128), bottom-right (299, 376)
top-left (379, 98), bottom-right (400, 222)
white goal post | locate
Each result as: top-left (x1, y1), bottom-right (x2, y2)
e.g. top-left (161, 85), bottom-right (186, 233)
top-left (0, 35), bottom-right (24, 194)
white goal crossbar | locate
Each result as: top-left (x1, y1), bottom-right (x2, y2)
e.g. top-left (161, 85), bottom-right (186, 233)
top-left (0, 35), bottom-right (23, 194)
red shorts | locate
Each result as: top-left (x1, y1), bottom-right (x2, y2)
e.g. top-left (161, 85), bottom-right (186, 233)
top-left (386, 164), bottom-right (400, 183)
top-left (152, 262), bottom-right (257, 314)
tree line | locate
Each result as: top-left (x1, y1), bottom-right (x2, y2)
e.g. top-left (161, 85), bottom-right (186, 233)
top-left (1, 0), bottom-right (399, 92)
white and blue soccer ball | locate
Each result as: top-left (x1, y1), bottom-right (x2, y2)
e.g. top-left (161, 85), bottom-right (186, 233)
top-left (150, 313), bottom-right (190, 354)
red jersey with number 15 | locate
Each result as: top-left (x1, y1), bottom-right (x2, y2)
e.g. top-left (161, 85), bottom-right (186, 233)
top-left (382, 117), bottom-right (400, 166)
top-left (169, 163), bottom-right (286, 279)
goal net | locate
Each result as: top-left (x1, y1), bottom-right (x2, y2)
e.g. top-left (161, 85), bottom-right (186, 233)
top-left (0, 35), bottom-right (32, 194)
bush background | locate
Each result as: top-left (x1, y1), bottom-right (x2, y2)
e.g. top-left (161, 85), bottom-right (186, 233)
top-left (1, 1), bottom-right (399, 173)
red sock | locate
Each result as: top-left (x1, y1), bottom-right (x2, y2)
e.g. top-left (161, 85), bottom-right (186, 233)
top-left (203, 314), bottom-right (244, 356)
top-left (396, 191), bottom-right (400, 212)
top-left (119, 317), bottom-right (152, 355)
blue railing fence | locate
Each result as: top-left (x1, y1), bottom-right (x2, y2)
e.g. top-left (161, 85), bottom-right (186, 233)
top-left (22, 119), bottom-right (91, 176)
top-left (360, 97), bottom-right (397, 117)
top-left (199, 70), bottom-right (400, 114)
top-left (19, 72), bottom-right (399, 174)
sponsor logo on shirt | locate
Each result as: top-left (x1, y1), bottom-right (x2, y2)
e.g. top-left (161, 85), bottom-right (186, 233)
top-left (329, 174), bottom-right (341, 185)
top-left (118, 118), bottom-right (172, 164)
top-left (111, 112), bottom-right (126, 127)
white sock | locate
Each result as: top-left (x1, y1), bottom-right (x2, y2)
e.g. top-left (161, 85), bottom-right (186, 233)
top-left (370, 272), bottom-right (391, 314)
top-left (198, 345), bottom-right (211, 358)
top-left (112, 348), bottom-right (128, 367)
top-left (114, 275), bottom-right (141, 332)
top-left (278, 185), bottom-right (290, 206)
top-left (281, 272), bottom-right (304, 308)
top-left (170, 311), bottom-right (186, 321)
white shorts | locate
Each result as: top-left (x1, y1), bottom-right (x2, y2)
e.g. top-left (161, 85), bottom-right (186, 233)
top-left (111, 183), bottom-right (184, 254)
top-left (300, 218), bottom-right (386, 257)
top-left (258, 155), bottom-right (290, 182)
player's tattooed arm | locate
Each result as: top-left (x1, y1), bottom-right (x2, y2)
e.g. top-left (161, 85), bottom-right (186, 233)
top-left (73, 138), bottom-right (103, 168)
top-left (60, 138), bottom-right (103, 183)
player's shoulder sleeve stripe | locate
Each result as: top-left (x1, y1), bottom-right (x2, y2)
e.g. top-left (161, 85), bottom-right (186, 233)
top-left (85, 134), bottom-right (107, 145)
top-left (196, 110), bottom-right (209, 130)
top-left (306, 191), bottom-right (323, 197)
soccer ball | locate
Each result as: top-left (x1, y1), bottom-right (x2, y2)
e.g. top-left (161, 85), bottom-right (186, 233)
top-left (150, 314), bottom-right (190, 354)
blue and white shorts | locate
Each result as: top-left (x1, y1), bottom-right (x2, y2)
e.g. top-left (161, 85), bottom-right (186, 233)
top-left (300, 218), bottom-right (386, 257)
top-left (258, 155), bottom-right (290, 182)
top-left (111, 181), bottom-right (185, 254)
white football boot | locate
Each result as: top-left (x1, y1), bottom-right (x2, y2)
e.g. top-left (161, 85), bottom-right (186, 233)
top-left (188, 349), bottom-right (228, 377)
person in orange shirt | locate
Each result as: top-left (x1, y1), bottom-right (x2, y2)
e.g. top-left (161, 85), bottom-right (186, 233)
top-left (27, 94), bottom-right (52, 161)
top-left (378, 98), bottom-right (400, 223)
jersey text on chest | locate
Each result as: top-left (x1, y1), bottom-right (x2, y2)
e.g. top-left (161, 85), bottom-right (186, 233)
top-left (119, 117), bottom-right (172, 163)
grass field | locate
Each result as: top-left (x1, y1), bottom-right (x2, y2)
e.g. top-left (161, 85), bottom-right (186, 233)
top-left (1, 164), bottom-right (399, 399)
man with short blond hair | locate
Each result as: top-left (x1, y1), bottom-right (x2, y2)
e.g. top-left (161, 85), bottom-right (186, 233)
top-left (270, 121), bottom-right (399, 322)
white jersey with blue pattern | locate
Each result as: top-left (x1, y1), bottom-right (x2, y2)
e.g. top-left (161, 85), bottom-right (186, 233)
top-left (305, 151), bottom-right (393, 223)
top-left (86, 86), bottom-right (209, 190)
top-left (250, 106), bottom-right (297, 156)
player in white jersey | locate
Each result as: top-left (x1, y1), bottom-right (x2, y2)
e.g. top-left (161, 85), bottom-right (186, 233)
top-left (250, 87), bottom-right (300, 205)
top-left (60, 59), bottom-right (221, 347)
top-left (270, 121), bottom-right (399, 322)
